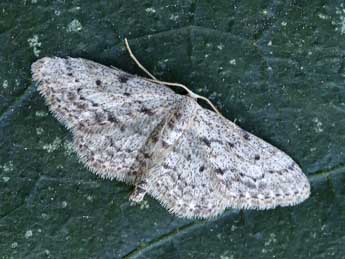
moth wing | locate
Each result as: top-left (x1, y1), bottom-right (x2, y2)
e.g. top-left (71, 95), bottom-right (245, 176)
top-left (145, 101), bottom-right (310, 219)
top-left (32, 57), bottom-right (310, 219)
top-left (32, 57), bottom-right (182, 183)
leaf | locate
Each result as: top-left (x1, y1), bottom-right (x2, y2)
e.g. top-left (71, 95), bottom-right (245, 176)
top-left (1, 0), bottom-right (345, 258)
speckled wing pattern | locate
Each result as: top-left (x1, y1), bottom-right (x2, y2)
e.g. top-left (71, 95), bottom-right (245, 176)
top-left (32, 57), bottom-right (310, 219)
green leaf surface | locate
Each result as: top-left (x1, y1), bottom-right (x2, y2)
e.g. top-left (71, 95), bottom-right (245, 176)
top-left (1, 0), bottom-right (345, 258)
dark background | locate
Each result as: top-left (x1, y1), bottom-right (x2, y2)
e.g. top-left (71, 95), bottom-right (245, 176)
top-left (0, 0), bottom-right (345, 258)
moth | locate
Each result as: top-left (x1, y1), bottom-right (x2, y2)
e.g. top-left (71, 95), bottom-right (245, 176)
top-left (31, 57), bottom-right (310, 219)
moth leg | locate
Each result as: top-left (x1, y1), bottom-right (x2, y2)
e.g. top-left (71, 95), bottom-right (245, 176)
top-left (129, 180), bottom-right (148, 203)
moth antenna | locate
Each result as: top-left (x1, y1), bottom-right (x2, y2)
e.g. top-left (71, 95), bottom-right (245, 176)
top-left (124, 38), bottom-right (221, 115)
top-left (124, 38), bottom-right (158, 81)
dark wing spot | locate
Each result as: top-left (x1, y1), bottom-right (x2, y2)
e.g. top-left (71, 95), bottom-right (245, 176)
top-left (96, 79), bottom-right (102, 86)
top-left (151, 134), bottom-right (159, 143)
top-left (201, 137), bottom-right (211, 147)
top-left (120, 125), bottom-right (126, 132)
top-left (119, 74), bottom-right (130, 83)
top-left (67, 73), bottom-right (73, 77)
top-left (233, 175), bottom-right (241, 182)
top-left (215, 168), bottom-right (224, 175)
top-left (167, 118), bottom-right (176, 129)
top-left (140, 107), bottom-right (155, 116)
top-left (288, 163), bottom-right (296, 171)
top-left (175, 111), bottom-right (183, 120)
top-left (76, 102), bottom-right (87, 109)
top-left (95, 111), bottom-right (106, 123)
top-left (244, 180), bottom-right (256, 189)
top-left (108, 137), bottom-right (115, 147)
top-left (67, 92), bottom-right (76, 101)
top-left (107, 113), bottom-right (119, 123)
top-left (124, 92), bottom-right (131, 97)
top-left (199, 165), bottom-right (205, 172)
top-left (162, 140), bottom-right (169, 148)
top-left (243, 132), bottom-right (250, 140)
top-left (228, 142), bottom-right (235, 148)
top-left (162, 163), bottom-right (171, 169)
top-left (75, 79), bottom-right (79, 83)
top-left (106, 150), bottom-right (115, 158)
top-left (254, 154), bottom-right (260, 160)
top-left (143, 152), bottom-right (151, 159)
top-left (258, 182), bottom-right (267, 190)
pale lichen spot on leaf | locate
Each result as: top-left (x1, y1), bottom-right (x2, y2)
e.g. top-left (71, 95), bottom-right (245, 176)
top-left (0, 161), bottom-right (14, 173)
top-left (217, 43), bottom-right (224, 50)
top-left (169, 14), bottom-right (179, 21)
top-left (220, 253), bottom-right (234, 259)
top-left (312, 117), bottom-right (324, 133)
top-left (231, 225), bottom-right (237, 232)
top-left (36, 127), bottom-right (44, 135)
top-left (318, 13), bottom-right (329, 20)
top-left (145, 7), bottom-right (156, 14)
top-left (42, 137), bottom-right (62, 153)
top-left (321, 224), bottom-right (327, 232)
top-left (35, 111), bottom-right (48, 117)
top-left (2, 80), bottom-right (8, 89)
top-left (335, 4), bottom-right (345, 34)
top-left (61, 201), bottom-right (68, 208)
top-left (54, 9), bottom-right (61, 16)
top-left (67, 19), bottom-right (83, 33)
top-left (264, 233), bottom-right (277, 247)
top-left (229, 59), bottom-right (237, 65)
top-left (2, 176), bottom-right (10, 182)
top-left (24, 230), bottom-right (33, 239)
top-left (139, 200), bottom-right (150, 210)
top-left (63, 140), bottom-right (75, 156)
top-left (27, 35), bottom-right (41, 57)
top-left (41, 213), bottom-right (49, 220)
